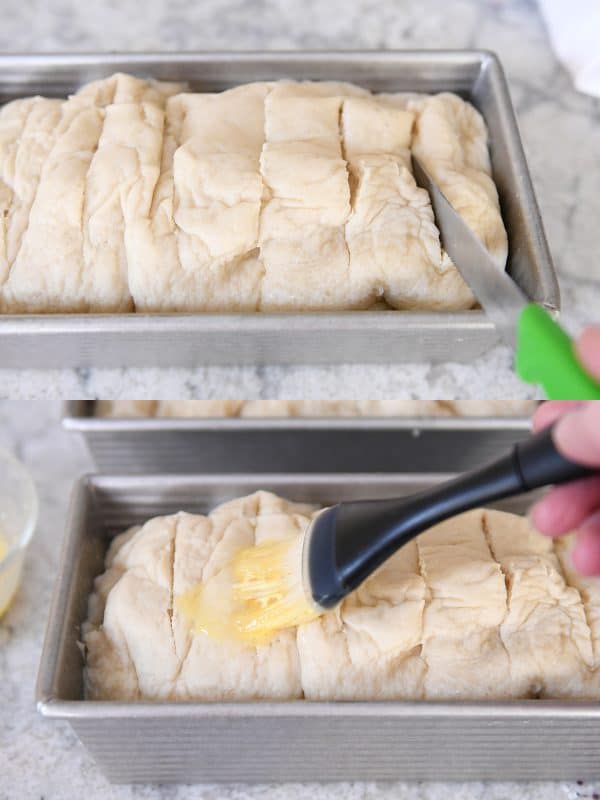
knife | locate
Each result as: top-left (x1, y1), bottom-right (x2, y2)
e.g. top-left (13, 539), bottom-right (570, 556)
top-left (411, 154), bottom-right (600, 400)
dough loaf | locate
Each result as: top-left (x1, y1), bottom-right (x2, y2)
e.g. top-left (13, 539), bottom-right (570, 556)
top-left (1, 75), bottom-right (507, 313)
top-left (84, 495), bottom-right (599, 701)
top-left (96, 399), bottom-right (537, 418)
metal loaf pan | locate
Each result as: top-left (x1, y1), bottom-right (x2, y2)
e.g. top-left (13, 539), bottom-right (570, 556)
top-left (63, 400), bottom-right (532, 474)
top-left (1, 50), bottom-right (556, 368)
top-left (37, 473), bottom-right (600, 784)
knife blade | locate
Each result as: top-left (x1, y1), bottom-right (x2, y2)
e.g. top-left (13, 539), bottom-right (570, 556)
top-left (411, 153), bottom-right (526, 350)
top-left (411, 153), bottom-right (600, 399)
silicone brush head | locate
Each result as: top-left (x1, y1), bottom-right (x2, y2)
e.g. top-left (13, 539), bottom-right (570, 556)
top-left (176, 513), bottom-right (335, 645)
top-left (226, 505), bottom-right (348, 642)
top-left (231, 531), bottom-right (322, 640)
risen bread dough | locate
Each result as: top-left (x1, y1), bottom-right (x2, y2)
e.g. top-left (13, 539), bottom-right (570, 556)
top-left (418, 509), bottom-right (511, 699)
top-left (84, 492), bottom-right (317, 701)
top-left (240, 400), bottom-right (360, 417)
top-left (485, 512), bottom-right (594, 698)
top-left (259, 83), bottom-right (352, 310)
top-left (2, 74), bottom-right (181, 312)
top-left (297, 539), bottom-right (427, 700)
top-left (155, 400), bottom-right (245, 418)
top-left (96, 399), bottom-right (537, 418)
top-left (409, 93), bottom-right (508, 271)
top-left (84, 497), bottom-right (600, 702)
top-left (95, 400), bottom-right (158, 418)
top-left (448, 400), bottom-right (537, 417)
top-left (0, 97), bottom-right (62, 293)
top-left (128, 83), bottom-right (269, 312)
top-left (0, 75), bottom-right (508, 313)
top-left (0, 100), bottom-right (33, 288)
top-left (555, 535), bottom-right (600, 694)
top-left (343, 96), bottom-right (473, 310)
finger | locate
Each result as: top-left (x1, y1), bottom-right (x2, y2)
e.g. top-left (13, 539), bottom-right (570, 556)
top-left (576, 327), bottom-right (600, 381)
top-left (572, 510), bottom-right (600, 576)
top-left (532, 401), bottom-right (583, 432)
top-left (529, 475), bottom-right (600, 536)
top-left (554, 401), bottom-right (600, 467)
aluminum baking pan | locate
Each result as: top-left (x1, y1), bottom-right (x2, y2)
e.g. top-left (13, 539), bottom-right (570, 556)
top-left (37, 473), bottom-right (600, 784)
top-left (63, 400), bottom-right (532, 474)
top-left (0, 50), bottom-right (557, 368)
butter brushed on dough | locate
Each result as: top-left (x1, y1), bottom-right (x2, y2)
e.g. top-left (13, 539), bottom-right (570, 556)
top-left (84, 499), bottom-right (600, 702)
top-left (84, 492), bottom-right (316, 702)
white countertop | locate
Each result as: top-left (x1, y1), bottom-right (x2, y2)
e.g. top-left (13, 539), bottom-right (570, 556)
top-left (0, 0), bottom-right (598, 399)
top-left (1, 399), bottom-right (599, 799)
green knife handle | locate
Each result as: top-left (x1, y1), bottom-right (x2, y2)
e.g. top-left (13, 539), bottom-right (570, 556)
top-left (516, 303), bottom-right (600, 400)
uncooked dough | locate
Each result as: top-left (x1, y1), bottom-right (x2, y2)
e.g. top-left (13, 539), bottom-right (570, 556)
top-left (0, 75), bottom-right (508, 314)
top-left (96, 399), bottom-right (537, 418)
top-left (84, 495), bottom-right (599, 702)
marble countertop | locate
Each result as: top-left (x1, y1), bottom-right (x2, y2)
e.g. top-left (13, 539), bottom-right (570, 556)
top-left (0, 399), bottom-right (599, 799)
top-left (0, 0), bottom-right (599, 399)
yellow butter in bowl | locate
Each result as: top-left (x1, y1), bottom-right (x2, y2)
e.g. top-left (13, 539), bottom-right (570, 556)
top-left (0, 449), bottom-right (38, 619)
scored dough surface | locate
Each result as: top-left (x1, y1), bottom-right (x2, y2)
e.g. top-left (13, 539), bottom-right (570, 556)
top-left (84, 496), bottom-right (599, 702)
top-left (0, 75), bottom-right (508, 313)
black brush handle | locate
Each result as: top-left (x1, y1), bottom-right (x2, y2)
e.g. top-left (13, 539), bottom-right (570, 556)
top-left (309, 425), bottom-right (595, 609)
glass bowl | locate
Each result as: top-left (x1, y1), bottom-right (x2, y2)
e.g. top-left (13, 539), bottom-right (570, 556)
top-left (0, 448), bottom-right (38, 618)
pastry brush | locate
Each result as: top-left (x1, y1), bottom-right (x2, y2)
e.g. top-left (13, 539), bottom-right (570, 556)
top-left (232, 424), bottom-right (595, 639)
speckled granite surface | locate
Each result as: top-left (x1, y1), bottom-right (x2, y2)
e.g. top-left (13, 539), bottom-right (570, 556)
top-left (1, 400), bottom-right (600, 799)
top-left (0, 0), bottom-right (598, 399)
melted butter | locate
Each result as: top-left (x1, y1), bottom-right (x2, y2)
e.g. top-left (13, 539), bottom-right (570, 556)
top-left (176, 566), bottom-right (251, 643)
top-left (0, 532), bottom-right (22, 619)
top-left (177, 538), bottom-right (319, 646)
